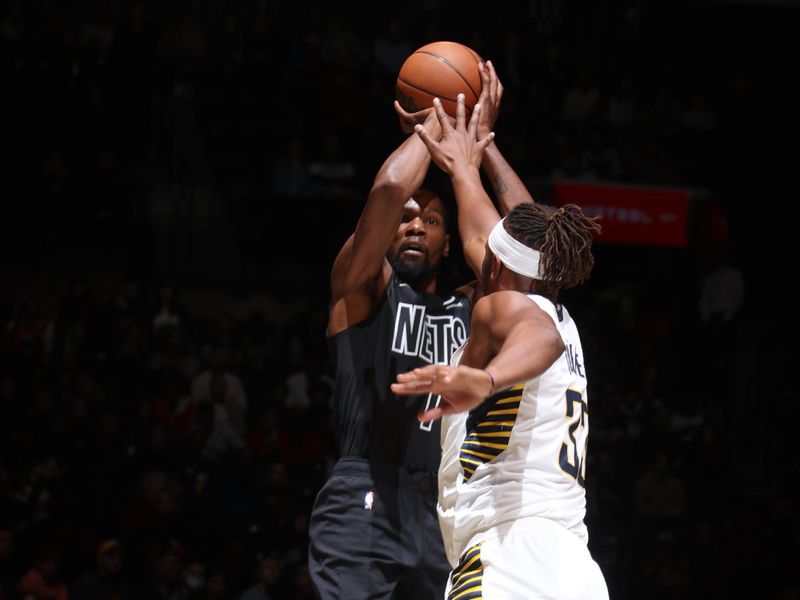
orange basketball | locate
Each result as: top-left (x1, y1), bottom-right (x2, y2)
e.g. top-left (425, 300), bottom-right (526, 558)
top-left (396, 41), bottom-right (483, 118)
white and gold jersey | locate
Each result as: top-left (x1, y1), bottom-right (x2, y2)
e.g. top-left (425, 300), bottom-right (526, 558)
top-left (438, 294), bottom-right (590, 567)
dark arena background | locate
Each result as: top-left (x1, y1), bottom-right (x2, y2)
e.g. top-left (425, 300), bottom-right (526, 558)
top-left (1, 1), bottom-right (798, 598)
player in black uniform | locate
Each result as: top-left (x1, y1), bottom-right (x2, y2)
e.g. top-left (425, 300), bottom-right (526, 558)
top-left (308, 61), bottom-right (533, 599)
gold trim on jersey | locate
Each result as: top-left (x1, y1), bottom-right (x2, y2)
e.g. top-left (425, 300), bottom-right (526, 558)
top-left (448, 543), bottom-right (484, 600)
top-left (459, 385), bottom-right (524, 480)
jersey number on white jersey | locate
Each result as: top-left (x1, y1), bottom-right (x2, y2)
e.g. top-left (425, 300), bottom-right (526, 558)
top-left (559, 389), bottom-right (587, 487)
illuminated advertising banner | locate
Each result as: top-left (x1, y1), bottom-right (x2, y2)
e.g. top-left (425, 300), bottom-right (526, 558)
top-left (552, 180), bottom-right (691, 247)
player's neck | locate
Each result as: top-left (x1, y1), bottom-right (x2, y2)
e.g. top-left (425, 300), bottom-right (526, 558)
top-left (413, 282), bottom-right (437, 295)
top-left (412, 274), bottom-right (438, 295)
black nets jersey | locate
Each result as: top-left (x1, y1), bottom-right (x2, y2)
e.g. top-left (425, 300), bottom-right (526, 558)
top-left (328, 273), bottom-right (472, 470)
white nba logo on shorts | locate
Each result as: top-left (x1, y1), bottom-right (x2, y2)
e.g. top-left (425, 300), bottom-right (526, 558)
top-left (364, 490), bottom-right (375, 510)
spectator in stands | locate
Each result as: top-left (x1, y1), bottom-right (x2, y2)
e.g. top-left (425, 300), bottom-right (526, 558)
top-left (191, 344), bottom-right (247, 437)
top-left (195, 379), bottom-right (245, 462)
top-left (634, 449), bottom-right (688, 525)
top-left (287, 563), bottom-right (315, 600)
top-left (698, 248), bottom-right (744, 327)
top-left (0, 527), bottom-right (19, 600)
top-left (579, 129), bottom-right (622, 181)
top-left (151, 282), bottom-right (188, 334)
top-left (244, 403), bottom-right (283, 465)
top-left (17, 543), bottom-right (68, 600)
top-left (70, 538), bottom-right (131, 600)
top-left (199, 569), bottom-right (229, 600)
top-left (239, 555), bottom-right (282, 600)
top-left (561, 72), bottom-right (601, 128)
top-left (150, 369), bottom-right (196, 436)
top-left (136, 546), bottom-right (191, 600)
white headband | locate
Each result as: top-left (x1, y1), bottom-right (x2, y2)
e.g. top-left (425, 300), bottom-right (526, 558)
top-left (488, 218), bottom-right (543, 279)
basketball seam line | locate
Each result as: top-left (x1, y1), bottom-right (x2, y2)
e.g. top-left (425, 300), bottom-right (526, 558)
top-left (412, 51), bottom-right (480, 101)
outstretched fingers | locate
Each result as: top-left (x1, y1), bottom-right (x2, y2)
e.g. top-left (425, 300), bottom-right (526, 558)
top-left (392, 367), bottom-right (434, 395)
top-left (394, 99), bottom-right (414, 119)
top-left (479, 61), bottom-right (491, 100)
top-left (455, 93), bottom-right (467, 130)
top-left (413, 124), bottom-right (436, 153)
top-left (476, 60), bottom-right (503, 137)
top-left (393, 365), bottom-right (452, 394)
top-left (484, 61), bottom-right (496, 102)
top-left (391, 379), bottom-right (431, 396)
top-left (477, 130), bottom-right (496, 152)
top-left (467, 102), bottom-right (495, 152)
top-left (416, 96), bottom-right (454, 149)
top-left (467, 102), bottom-right (481, 139)
top-left (432, 97), bottom-right (454, 134)
top-left (485, 60), bottom-right (503, 103)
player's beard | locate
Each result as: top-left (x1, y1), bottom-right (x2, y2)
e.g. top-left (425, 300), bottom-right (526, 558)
top-left (390, 255), bottom-right (434, 284)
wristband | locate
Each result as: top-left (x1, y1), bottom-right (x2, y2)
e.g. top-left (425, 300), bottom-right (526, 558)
top-left (484, 369), bottom-right (496, 396)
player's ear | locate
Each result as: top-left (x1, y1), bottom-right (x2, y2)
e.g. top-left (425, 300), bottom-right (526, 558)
top-left (490, 255), bottom-right (501, 280)
top-left (443, 234), bottom-right (450, 258)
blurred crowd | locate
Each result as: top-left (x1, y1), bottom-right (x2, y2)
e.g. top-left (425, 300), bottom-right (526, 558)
top-left (5, 1), bottom-right (781, 267)
top-left (2, 1), bottom-right (798, 599)
top-left (1, 272), bottom-right (333, 599)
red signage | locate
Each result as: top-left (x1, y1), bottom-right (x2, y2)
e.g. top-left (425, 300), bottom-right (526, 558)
top-left (551, 180), bottom-right (691, 247)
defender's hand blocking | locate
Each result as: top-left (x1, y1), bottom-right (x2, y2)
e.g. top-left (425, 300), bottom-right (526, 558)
top-left (392, 364), bottom-right (494, 422)
top-left (475, 60), bottom-right (504, 140)
top-left (414, 95), bottom-right (495, 177)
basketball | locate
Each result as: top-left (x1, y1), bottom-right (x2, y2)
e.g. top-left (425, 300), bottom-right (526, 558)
top-left (396, 41), bottom-right (483, 118)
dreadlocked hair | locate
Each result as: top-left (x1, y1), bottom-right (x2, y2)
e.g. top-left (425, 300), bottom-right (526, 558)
top-left (504, 203), bottom-right (601, 289)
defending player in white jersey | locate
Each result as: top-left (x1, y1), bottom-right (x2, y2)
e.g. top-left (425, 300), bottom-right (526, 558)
top-left (392, 94), bottom-right (609, 599)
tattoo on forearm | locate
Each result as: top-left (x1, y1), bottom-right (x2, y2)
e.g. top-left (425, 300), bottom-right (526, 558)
top-left (494, 175), bottom-right (507, 195)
